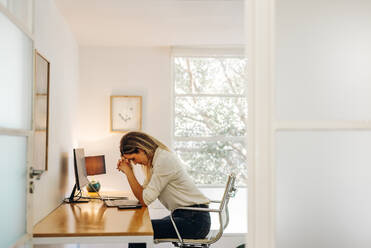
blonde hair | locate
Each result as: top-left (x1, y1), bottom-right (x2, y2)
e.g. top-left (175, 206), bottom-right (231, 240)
top-left (120, 131), bottom-right (170, 187)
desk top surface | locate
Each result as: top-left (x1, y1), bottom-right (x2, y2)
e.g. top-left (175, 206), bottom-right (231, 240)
top-left (33, 192), bottom-right (153, 237)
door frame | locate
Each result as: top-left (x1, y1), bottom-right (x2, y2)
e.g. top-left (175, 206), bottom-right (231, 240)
top-left (246, 0), bottom-right (276, 247)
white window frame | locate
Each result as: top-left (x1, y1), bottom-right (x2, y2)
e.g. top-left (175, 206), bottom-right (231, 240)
top-left (171, 47), bottom-right (247, 188)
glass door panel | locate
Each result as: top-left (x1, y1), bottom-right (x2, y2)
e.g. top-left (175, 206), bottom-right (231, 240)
top-left (0, 10), bottom-right (33, 130)
top-left (0, 135), bottom-right (27, 248)
top-left (276, 131), bottom-right (371, 248)
top-left (275, 0), bottom-right (371, 120)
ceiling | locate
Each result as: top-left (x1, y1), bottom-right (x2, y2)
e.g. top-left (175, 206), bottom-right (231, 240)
top-left (54, 0), bottom-right (244, 47)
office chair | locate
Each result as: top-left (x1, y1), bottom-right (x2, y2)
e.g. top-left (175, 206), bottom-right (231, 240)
top-left (154, 173), bottom-right (237, 248)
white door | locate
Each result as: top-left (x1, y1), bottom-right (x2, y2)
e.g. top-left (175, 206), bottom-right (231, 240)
top-left (275, 1), bottom-right (371, 247)
top-left (0, 2), bottom-right (34, 247)
top-left (248, 0), bottom-right (371, 247)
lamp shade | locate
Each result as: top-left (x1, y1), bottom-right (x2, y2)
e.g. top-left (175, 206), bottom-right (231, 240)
top-left (85, 155), bottom-right (106, 176)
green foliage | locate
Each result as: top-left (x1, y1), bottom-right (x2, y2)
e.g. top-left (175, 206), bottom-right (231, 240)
top-left (174, 57), bottom-right (248, 186)
top-left (175, 141), bottom-right (247, 185)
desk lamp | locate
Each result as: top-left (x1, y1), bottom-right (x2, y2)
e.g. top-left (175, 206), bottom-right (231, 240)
top-left (85, 155), bottom-right (106, 192)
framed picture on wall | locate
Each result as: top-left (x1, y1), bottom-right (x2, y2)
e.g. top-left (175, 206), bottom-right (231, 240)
top-left (34, 50), bottom-right (50, 171)
top-left (110, 96), bottom-right (142, 132)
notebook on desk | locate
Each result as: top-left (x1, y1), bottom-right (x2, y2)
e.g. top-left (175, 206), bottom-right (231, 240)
top-left (93, 189), bottom-right (141, 207)
top-left (87, 195), bottom-right (128, 200)
top-left (105, 199), bottom-right (141, 207)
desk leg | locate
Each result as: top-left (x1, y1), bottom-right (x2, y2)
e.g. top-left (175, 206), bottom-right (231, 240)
top-left (146, 240), bottom-right (154, 248)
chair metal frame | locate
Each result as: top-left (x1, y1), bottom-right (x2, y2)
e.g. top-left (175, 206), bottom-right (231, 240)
top-left (154, 173), bottom-right (237, 248)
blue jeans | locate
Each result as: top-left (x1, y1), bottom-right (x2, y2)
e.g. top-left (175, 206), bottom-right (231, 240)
top-left (129, 204), bottom-right (211, 248)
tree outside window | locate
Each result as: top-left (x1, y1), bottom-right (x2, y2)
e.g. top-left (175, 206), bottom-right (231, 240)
top-left (173, 56), bottom-right (247, 186)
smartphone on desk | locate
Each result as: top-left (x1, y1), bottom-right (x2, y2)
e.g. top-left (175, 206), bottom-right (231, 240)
top-left (118, 205), bottom-right (142, 209)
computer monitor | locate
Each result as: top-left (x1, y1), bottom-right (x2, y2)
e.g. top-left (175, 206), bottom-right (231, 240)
top-left (66, 148), bottom-right (90, 203)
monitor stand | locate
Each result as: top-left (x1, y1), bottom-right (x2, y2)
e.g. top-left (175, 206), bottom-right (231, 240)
top-left (64, 184), bottom-right (89, 203)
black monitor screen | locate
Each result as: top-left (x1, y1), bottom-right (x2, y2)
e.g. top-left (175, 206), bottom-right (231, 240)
top-left (73, 148), bottom-right (90, 190)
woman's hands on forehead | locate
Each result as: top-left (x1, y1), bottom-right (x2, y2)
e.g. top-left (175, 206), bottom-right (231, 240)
top-left (117, 156), bottom-right (133, 175)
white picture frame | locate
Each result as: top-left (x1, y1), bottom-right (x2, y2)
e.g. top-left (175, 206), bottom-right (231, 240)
top-left (110, 96), bottom-right (142, 132)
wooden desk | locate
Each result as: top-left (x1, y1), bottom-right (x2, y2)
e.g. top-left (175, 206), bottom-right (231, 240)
top-left (33, 197), bottom-right (154, 247)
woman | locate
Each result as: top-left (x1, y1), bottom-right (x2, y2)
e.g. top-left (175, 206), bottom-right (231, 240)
top-left (117, 131), bottom-right (211, 248)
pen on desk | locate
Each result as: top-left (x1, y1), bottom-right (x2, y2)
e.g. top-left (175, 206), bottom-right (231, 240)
top-left (118, 205), bottom-right (142, 209)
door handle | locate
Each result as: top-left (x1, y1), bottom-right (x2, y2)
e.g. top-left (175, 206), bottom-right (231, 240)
top-left (29, 167), bottom-right (44, 180)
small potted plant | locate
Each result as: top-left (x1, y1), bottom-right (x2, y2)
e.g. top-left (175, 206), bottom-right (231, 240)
top-left (86, 180), bottom-right (101, 192)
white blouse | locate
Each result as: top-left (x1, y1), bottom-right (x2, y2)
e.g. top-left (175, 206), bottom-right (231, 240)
top-left (142, 148), bottom-right (210, 211)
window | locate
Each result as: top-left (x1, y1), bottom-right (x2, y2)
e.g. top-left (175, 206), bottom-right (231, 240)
top-left (172, 52), bottom-right (247, 186)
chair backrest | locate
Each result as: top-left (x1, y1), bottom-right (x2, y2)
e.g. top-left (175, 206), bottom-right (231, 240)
top-left (154, 173), bottom-right (238, 247)
top-left (211, 173), bottom-right (237, 243)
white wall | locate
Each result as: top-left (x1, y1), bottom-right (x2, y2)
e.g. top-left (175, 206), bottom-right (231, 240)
top-left (33, 0), bottom-right (79, 224)
top-left (77, 46), bottom-right (172, 191)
